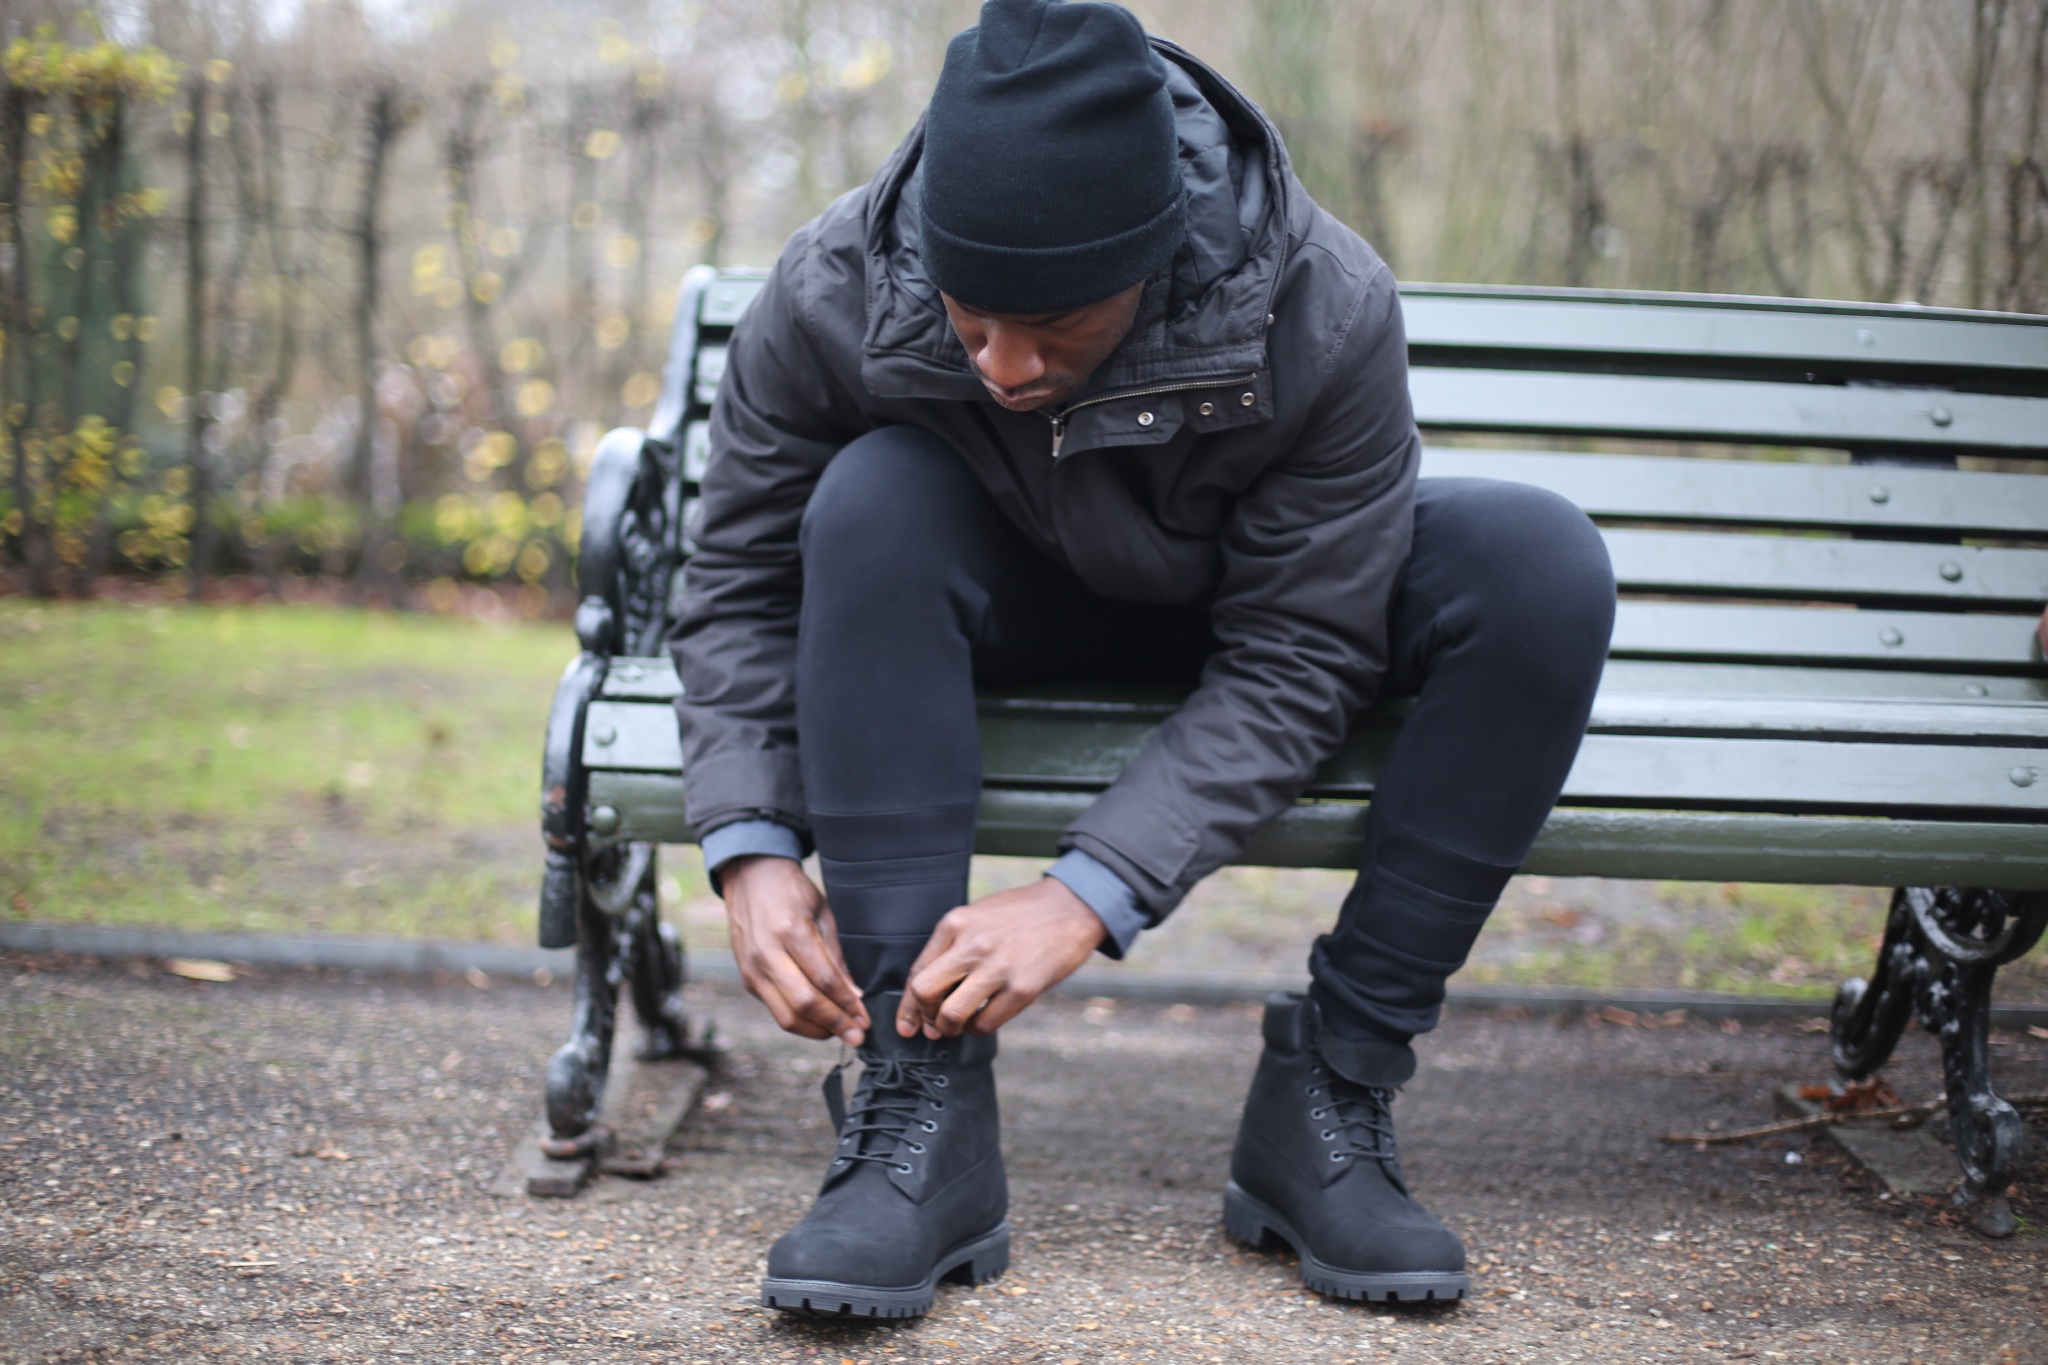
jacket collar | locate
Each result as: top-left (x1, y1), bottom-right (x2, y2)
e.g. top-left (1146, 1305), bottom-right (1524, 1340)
top-left (857, 38), bottom-right (1295, 407)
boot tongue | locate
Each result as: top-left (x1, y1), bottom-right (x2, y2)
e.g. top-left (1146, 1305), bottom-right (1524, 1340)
top-left (858, 992), bottom-right (943, 1062)
top-left (855, 991), bottom-right (999, 1065)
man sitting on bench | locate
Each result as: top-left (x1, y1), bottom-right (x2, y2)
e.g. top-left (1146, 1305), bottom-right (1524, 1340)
top-left (673, 0), bottom-right (1616, 1317)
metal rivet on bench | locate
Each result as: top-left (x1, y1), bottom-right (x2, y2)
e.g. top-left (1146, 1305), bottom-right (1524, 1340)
top-left (1137, 411), bottom-right (1154, 427)
top-left (1938, 561), bottom-right (1962, 582)
top-left (1878, 628), bottom-right (1904, 647)
top-left (1867, 485), bottom-right (1889, 504)
top-left (593, 724), bottom-right (617, 746)
top-left (590, 806), bottom-right (622, 834)
top-left (1240, 392), bottom-right (1255, 407)
top-left (1198, 402), bottom-right (1214, 417)
top-left (1929, 406), bottom-right (1953, 427)
top-left (2012, 768), bottom-right (2040, 788)
top-left (1962, 683), bottom-right (1988, 697)
top-left (1856, 328), bottom-right (1877, 347)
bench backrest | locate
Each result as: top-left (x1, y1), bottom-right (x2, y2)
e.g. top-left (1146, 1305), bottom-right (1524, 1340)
top-left (615, 267), bottom-right (2046, 840)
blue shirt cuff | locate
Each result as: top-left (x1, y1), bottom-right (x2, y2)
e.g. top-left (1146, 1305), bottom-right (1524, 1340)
top-left (1047, 849), bottom-right (1149, 959)
top-left (700, 819), bottom-right (804, 894)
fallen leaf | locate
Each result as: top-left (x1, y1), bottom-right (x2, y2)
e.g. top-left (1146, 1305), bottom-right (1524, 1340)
top-left (2029, 1025), bottom-right (2048, 1040)
top-left (1597, 1006), bottom-right (1640, 1027)
top-left (1800, 1077), bottom-right (1901, 1112)
top-left (167, 959), bottom-right (235, 983)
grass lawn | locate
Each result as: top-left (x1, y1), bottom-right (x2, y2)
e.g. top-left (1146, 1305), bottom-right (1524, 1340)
top-left (3, 597), bottom-right (2039, 1001)
top-left (0, 596), bottom-right (714, 944)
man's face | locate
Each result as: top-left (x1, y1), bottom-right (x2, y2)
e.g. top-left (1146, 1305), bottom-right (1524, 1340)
top-left (941, 282), bottom-right (1146, 412)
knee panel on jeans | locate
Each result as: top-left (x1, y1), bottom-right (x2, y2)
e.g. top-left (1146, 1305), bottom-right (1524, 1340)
top-left (1413, 479), bottom-right (1615, 699)
top-left (799, 426), bottom-right (987, 584)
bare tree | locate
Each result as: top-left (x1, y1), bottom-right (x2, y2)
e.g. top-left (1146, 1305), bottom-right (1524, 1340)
top-left (347, 83), bottom-right (410, 594)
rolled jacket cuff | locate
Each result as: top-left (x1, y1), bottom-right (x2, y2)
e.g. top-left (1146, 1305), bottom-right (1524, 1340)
top-left (700, 818), bottom-right (805, 896)
top-left (1047, 849), bottom-right (1149, 959)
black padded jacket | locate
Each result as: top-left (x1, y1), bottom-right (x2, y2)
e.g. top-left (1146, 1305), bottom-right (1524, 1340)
top-left (671, 39), bottom-right (1418, 924)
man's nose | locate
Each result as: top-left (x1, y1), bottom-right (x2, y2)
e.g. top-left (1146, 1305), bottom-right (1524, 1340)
top-left (975, 323), bottom-right (1046, 391)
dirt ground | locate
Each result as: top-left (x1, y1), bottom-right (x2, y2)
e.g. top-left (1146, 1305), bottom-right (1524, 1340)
top-left (2, 953), bottom-right (2043, 1365)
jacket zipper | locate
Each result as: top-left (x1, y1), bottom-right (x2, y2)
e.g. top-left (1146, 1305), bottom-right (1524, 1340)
top-left (1045, 371), bottom-right (1258, 459)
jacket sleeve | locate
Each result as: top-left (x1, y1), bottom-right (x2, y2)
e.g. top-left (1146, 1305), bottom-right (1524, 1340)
top-left (670, 235), bottom-right (870, 843)
top-left (1061, 265), bottom-right (1418, 920)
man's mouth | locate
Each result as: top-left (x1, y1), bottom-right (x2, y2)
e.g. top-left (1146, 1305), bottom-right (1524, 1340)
top-left (982, 380), bottom-right (1065, 411)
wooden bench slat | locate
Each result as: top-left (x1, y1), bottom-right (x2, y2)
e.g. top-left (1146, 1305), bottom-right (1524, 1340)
top-left (590, 661), bottom-right (2048, 776)
top-left (682, 420), bottom-right (711, 483)
top-left (584, 700), bottom-right (683, 771)
top-left (1402, 289), bottom-right (2048, 374)
top-left (694, 278), bottom-right (2048, 376)
top-left (588, 658), bottom-right (2048, 718)
top-left (1418, 449), bottom-right (2048, 537)
top-left (581, 771), bottom-right (2048, 889)
top-left (1558, 735), bottom-right (2046, 814)
top-left (693, 344), bottom-right (729, 408)
top-left (984, 790), bottom-right (2048, 889)
top-left (1410, 367), bottom-right (2048, 453)
top-left (976, 714), bottom-right (2048, 815)
top-left (1610, 601), bottom-right (2044, 671)
top-left (1603, 528), bottom-right (2048, 606)
top-left (1584, 693), bottom-right (2045, 743)
top-left (699, 274), bottom-right (769, 325)
top-left (598, 659), bottom-right (685, 701)
top-left (1595, 659), bottom-right (2048, 704)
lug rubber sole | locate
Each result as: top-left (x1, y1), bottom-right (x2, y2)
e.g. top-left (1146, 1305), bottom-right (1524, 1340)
top-left (1224, 1182), bottom-right (1468, 1303)
top-left (760, 1221), bottom-right (1010, 1318)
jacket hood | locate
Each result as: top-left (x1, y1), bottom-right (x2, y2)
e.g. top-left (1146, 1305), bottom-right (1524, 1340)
top-left (858, 38), bottom-right (1295, 401)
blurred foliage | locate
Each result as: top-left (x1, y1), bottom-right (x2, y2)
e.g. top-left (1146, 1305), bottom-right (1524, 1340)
top-left (3, 2), bottom-right (2045, 600)
top-left (2, 27), bottom-right (178, 591)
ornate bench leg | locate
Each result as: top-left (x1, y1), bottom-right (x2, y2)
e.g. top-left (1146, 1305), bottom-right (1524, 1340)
top-left (543, 871), bottom-right (622, 1155)
top-left (619, 849), bottom-right (699, 1062)
top-left (1832, 888), bottom-right (2047, 1232)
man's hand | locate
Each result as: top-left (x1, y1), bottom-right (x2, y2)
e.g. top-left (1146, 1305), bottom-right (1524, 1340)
top-left (898, 878), bottom-right (1105, 1040)
top-left (722, 856), bottom-right (870, 1046)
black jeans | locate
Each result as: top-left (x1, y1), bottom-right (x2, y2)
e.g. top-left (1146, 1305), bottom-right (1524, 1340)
top-left (795, 425), bottom-right (1614, 1043)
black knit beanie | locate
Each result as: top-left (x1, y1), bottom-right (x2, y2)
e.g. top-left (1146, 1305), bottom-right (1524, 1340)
top-left (918, 0), bottom-right (1185, 314)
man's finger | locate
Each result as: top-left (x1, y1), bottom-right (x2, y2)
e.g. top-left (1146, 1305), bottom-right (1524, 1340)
top-left (968, 981), bottom-right (1040, 1035)
top-left (781, 921), bottom-right (868, 1043)
top-left (745, 965), bottom-right (835, 1041)
top-left (931, 966), bottom-right (1005, 1038)
top-left (813, 903), bottom-right (867, 1024)
top-left (899, 917), bottom-right (965, 1036)
top-left (761, 945), bottom-right (861, 1041)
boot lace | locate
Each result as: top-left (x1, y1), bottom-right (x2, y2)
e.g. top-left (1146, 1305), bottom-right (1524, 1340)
top-left (1304, 1058), bottom-right (1402, 1176)
top-left (826, 1055), bottom-right (950, 1175)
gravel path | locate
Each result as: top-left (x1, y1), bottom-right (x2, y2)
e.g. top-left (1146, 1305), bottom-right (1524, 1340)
top-left (3, 952), bottom-right (2043, 1364)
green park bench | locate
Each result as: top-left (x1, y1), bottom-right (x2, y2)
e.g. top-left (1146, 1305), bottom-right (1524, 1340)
top-left (534, 266), bottom-right (2048, 1215)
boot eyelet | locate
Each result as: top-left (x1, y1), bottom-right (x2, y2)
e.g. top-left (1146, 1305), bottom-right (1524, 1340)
top-left (931, 1100), bottom-right (946, 1111)
top-left (1304, 1085), bottom-right (1320, 1096)
top-left (832, 1157), bottom-right (845, 1166)
top-left (907, 1141), bottom-right (925, 1153)
top-left (1309, 1107), bottom-right (1326, 1120)
top-left (933, 1076), bottom-right (949, 1088)
top-left (919, 1118), bottom-right (937, 1133)
top-left (1320, 1129), bottom-right (1336, 1141)
top-left (1329, 1151), bottom-right (1346, 1163)
top-left (897, 1162), bottom-right (914, 1174)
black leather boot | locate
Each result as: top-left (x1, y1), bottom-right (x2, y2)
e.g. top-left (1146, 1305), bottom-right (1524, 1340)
top-left (1225, 993), bottom-right (1467, 1302)
top-left (761, 993), bottom-right (1008, 1317)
